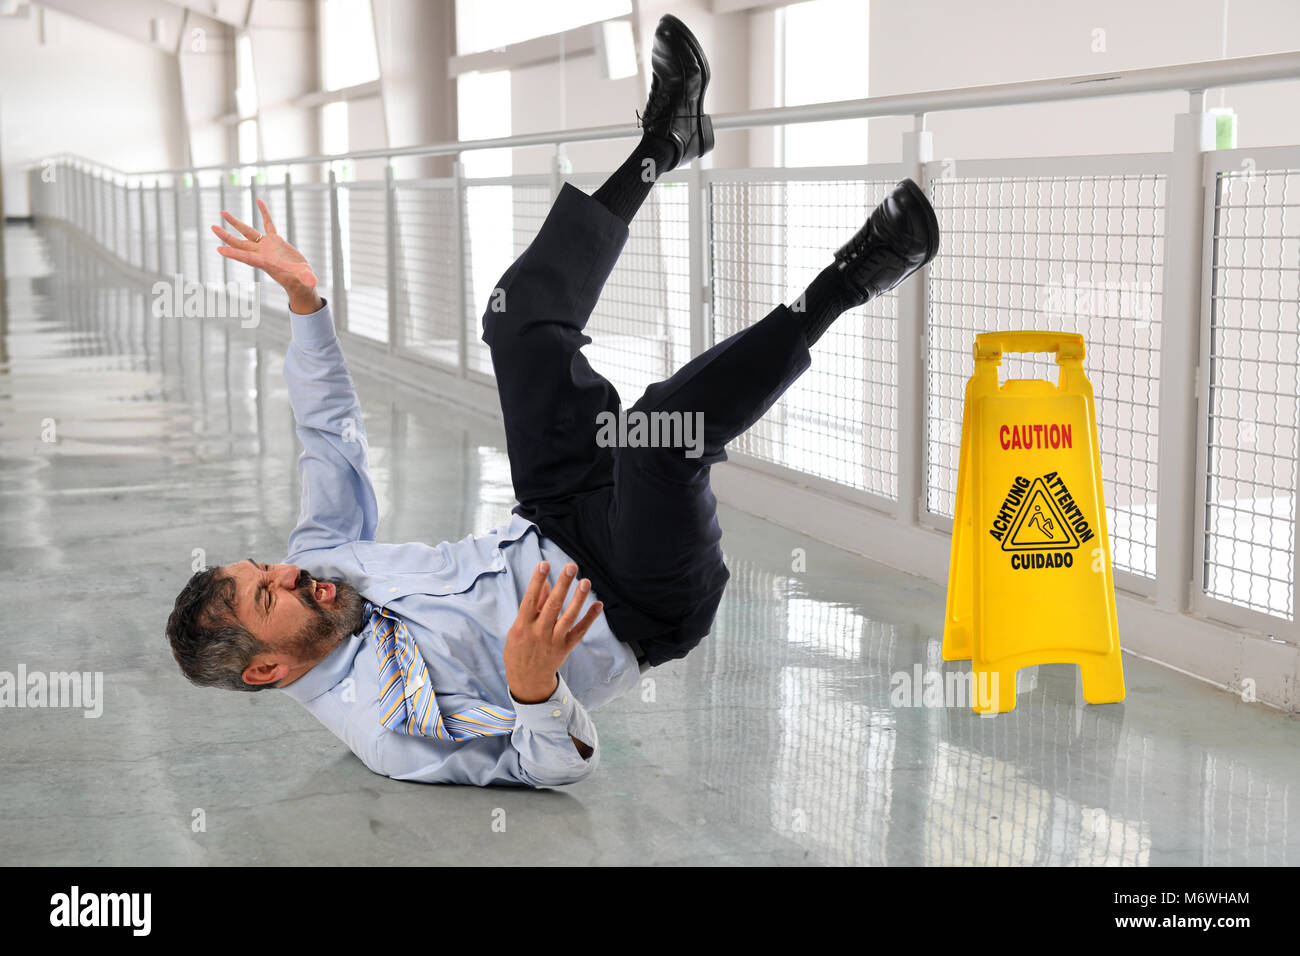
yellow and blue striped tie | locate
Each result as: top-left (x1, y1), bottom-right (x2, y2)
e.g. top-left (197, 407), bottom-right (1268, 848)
top-left (366, 601), bottom-right (516, 740)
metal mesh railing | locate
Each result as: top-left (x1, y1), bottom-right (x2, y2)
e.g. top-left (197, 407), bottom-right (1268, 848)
top-left (198, 185), bottom-right (225, 286)
top-left (710, 176), bottom-right (900, 500)
top-left (394, 181), bottom-right (459, 367)
top-left (24, 139), bottom-right (1300, 639)
top-left (461, 182), bottom-right (551, 376)
top-left (156, 186), bottom-right (177, 276)
top-left (924, 168), bottom-right (1167, 579)
top-left (256, 181), bottom-right (288, 314)
top-left (177, 185), bottom-right (201, 282)
top-left (125, 185), bottom-right (142, 268)
top-left (1203, 166), bottom-right (1300, 620)
top-left (288, 183), bottom-right (333, 305)
top-left (339, 183), bottom-right (388, 342)
top-left (140, 188), bottom-right (158, 273)
top-left (567, 177), bottom-right (693, 407)
top-left (113, 182), bottom-right (129, 262)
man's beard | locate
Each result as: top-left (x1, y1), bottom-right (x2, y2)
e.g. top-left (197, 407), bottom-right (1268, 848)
top-left (282, 570), bottom-right (365, 660)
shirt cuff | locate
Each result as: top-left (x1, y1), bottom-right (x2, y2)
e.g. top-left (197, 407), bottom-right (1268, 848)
top-left (509, 674), bottom-right (595, 753)
top-left (289, 297), bottom-right (336, 350)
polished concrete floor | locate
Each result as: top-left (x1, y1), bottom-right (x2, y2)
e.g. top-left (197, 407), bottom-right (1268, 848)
top-left (2, 221), bottom-right (1298, 866)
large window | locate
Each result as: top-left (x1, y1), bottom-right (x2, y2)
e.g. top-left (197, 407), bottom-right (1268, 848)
top-left (781, 0), bottom-right (869, 167)
top-left (235, 32), bottom-right (260, 167)
top-left (457, 70), bottom-right (511, 177)
top-left (321, 100), bottom-right (349, 178)
top-left (455, 0), bottom-right (631, 55)
top-left (321, 0), bottom-right (380, 91)
top-left (458, 69), bottom-right (513, 341)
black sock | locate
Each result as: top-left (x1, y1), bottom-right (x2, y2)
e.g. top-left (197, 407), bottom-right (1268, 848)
top-left (790, 260), bottom-right (867, 347)
top-left (591, 134), bottom-right (677, 226)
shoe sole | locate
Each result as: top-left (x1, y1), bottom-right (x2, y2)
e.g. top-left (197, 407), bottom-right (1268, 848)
top-left (898, 177), bottom-right (940, 261)
top-left (659, 14), bottom-right (714, 157)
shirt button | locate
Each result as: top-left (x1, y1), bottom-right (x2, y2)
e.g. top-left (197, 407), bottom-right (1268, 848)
top-left (389, 587), bottom-right (398, 593)
top-left (551, 708), bottom-right (562, 718)
top-left (562, 696), bottom-right (568, 704)
top-left (443, 585), bottom-right (453, 591)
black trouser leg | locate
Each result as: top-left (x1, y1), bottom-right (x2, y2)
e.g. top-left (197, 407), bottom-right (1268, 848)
top-left (483, 180), bottom-right (814, 665)
top-left (481, 182), bottom-right (629, 510)
top-left (577, 303), bottom-right (812, 664)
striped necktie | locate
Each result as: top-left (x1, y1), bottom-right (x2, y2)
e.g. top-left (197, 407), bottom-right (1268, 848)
top-left (364, 601), bottom-right (517, 740)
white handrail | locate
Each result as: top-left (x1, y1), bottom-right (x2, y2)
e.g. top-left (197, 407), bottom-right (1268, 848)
top-left (34, 49), bottom-right (1300, 181)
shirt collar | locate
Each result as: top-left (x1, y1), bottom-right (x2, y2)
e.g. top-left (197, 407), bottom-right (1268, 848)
top-left (278, 630), bottom-right (365, 703)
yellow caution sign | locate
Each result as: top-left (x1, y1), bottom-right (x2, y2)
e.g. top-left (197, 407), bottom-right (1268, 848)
top-left (942, 331), bottom-right (1125, 714)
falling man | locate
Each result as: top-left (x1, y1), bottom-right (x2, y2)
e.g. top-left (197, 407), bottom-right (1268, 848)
top-left (165, 14), bottom-right (940, 787)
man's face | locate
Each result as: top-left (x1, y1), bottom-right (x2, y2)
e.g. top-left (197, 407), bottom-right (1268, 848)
top-left (219, 560), bottom-right (359, 664)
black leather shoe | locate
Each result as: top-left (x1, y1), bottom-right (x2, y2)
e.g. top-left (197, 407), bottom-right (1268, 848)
top-left (834, 179), bottom-right (940, 300)
top-left (638, 14), bottom-right (714, 172)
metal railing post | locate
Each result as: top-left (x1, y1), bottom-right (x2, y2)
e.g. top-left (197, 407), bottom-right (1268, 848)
top-left (173, 177), bottom-right (184, 280)
top-left (137, 182), bottom-right (147, 267)
top-left (193, 174), bottom-right (204, 285)
top-left (897, 114), bottom-right (934, 523)
top-left (551, 143), bottom-right (565, 201)
top-left (154, 180), bottom-right (165, 272)
top-left (453, 158), bottom-right (468, 377)
top-left (1154, 91), bottom-right (1216, 613)
top-left (282, 170), bottom-right (295, 248)
top-left (107, 178), bottom-right (116, 260)
top-left (218, 175), bottom-right (229, 285)
top-left (249, 173), bottom-right (261, 311)
top-left (687, 158), bottom-right (710, 357)
top-left (115, 179), bottom-right (124, 260)
top-left (90, 171), bottom-right (99, 245)
top-left (385, 160), bottom-right (398, 353)
top-left (329, 168), bottom-right (348, 332)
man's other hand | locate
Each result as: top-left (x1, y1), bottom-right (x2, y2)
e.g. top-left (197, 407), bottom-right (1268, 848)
top-left (211, 199), bottom-right (322, 315)
top-left (505, 562), bottom-right (603, 704)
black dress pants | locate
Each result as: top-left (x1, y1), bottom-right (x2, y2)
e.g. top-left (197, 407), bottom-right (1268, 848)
top-left (482, 182), bottom-right (811, 666)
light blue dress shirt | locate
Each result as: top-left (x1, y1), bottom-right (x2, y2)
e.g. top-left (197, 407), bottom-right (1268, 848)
top-left (277, 300), bottom-right (641, 787)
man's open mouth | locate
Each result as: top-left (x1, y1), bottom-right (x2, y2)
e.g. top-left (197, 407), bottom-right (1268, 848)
top-left (296, 570), bottom-right (336, 607)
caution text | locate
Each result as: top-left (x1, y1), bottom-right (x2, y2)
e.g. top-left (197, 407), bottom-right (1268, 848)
top-left (999, 423), bottom-right (1072, 451)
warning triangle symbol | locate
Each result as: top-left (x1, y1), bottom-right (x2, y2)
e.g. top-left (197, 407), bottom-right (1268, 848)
top-left (1002, 478), bottom-right (1080, 551)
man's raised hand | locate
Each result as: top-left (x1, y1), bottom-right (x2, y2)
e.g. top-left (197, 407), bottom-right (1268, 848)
top-left (505, 561), bottom-right (603, 705)
top-left (211, 199), bottom-right (322, 314)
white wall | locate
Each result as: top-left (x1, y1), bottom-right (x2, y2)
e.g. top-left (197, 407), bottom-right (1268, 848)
top-left (866, 0), bottom-right (1300, 163)
top-left (0, 7), bottom-right (185, 216)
